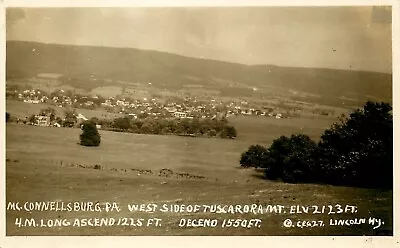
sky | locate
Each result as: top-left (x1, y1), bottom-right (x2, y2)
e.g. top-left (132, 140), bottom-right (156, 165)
top-left (6, 6), bottom-right (392, 73)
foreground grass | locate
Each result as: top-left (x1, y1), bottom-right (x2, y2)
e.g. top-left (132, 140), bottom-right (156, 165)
top-left (5, 124), bottom-right (392, 235)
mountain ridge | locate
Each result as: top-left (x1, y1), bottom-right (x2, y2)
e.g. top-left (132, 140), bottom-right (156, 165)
top-left (7, 40), bottom-right (390, 74)
top-left (6, 40), bottom-right (392, 107)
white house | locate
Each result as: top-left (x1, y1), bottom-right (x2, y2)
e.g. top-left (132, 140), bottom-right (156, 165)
top-left (174, 111), bottom-right (187, 118)
top-left (36, 115), bottom-right (50, 126)
top-left (76, 113), bottom-right (88, 124)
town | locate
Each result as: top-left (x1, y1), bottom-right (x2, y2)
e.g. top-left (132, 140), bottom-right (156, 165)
top-left (6, 85), bottom-right (289, 128)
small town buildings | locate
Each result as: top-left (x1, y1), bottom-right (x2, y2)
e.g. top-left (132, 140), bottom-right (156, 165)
top-left (24, 99), bottom-right (40, 104)
top-left (36, 115), bottom-right (50, 126)
top-left (174, 111), bottom-right (187, 118)
top-left (164, 107), bottom-right (177, 113)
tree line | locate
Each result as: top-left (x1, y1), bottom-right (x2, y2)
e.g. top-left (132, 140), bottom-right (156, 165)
top-left (5, 107), bottom-right (237, 140)
top-left (240, 101), bottom-right (393, 189)
top-left (75, 115), bottom-right (236, 148)
top-left (95, 116), bottom-right (237, 139)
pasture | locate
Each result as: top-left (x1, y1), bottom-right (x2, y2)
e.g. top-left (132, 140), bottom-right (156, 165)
top-left (228, 115), bottom-right (336, 144)
top-left (5, 121), bottom-right (392, 236)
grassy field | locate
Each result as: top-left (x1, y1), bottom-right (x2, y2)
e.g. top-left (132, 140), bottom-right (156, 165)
top-left (5, 120), bottom-right (392, 236)
top-left (229, 115), bottom-right (336, 144)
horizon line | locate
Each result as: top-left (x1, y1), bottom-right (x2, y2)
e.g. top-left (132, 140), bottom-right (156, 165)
top-left (6, 39), bottom-right (393, 75)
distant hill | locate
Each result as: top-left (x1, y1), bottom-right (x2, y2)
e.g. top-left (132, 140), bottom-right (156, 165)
top-left (6, 41), bottom-right (392, 107)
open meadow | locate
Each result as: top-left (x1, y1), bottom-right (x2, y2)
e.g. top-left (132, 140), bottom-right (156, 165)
top-left (5, 119), bottom-right (393, 236)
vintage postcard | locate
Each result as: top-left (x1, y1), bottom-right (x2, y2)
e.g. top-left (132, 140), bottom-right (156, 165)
top-left (1, 0), bottom-right (398, 247)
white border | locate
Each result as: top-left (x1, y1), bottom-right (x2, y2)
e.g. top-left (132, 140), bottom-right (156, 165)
top-left (0, 1), bottom-right (398, 248)
top-left (1, 0), bottom-right (397, 7)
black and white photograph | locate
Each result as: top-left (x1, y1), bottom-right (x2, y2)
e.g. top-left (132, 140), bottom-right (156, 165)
top-left (2, 1), bottom-right (397, 245)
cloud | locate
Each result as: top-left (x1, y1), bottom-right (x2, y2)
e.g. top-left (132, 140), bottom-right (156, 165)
top-left (6, 8), bottom-right (26, 25)
top-left (6, 8), bottom-right (27, 38)
top-left (5, 7), bottom-right (391, 73)
top-left (371, 6), bottom-right (392, 23)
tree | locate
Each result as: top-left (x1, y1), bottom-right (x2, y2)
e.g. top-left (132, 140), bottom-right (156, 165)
top-left (220, 125), bottom-right (237, 139)
top-left (315, 101), bottom-right (393, 189)
top-left (29, 114), bottom-right (37, 125)
top-left (137, 112), bottom-right (149, 119)
top-left (276, 134), bottom-right (317, 183)
top-left (199, 119), bottom-right (212, 135)
top-left (40, 107), bottom-right (56, 122)
top-left (55, 116), bottom-right (63, 126)
top-left (140, 122), bottom-right (153, 134)
top-left (64, 109), bottom-right (77, 127)
top-left (79, 121), bottom-right (101, 147)
top-left (132, 119), bottom-right (143, 130)
top-left (207, 129), bottom-right (217, 137)
top-left (6, 112), bottom-right (10, 123)
top-left (178, 119), bottom-right (191, 135)
top-left (113, 117), bottom-right (131, 130)
top-left (262, 136), bottom-right (291, 179)
top-left (188, 118), bottom-right (201, 135)
top-left (151, 119), bottom-right (164, 135)
top-left (89, 117), bottom-right (99, 124)
top-left (262, 134), bottom-right (316, 181)
top-left (98, 118), bottom-right (113, 129)
top-left (239, 134), bottom-right (316, 181)
top-left (240, 145), bottom-right (269, 168)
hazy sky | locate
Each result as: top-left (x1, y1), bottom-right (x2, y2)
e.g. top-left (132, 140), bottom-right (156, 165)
top-left (6, 7), bottom-right (392, 73)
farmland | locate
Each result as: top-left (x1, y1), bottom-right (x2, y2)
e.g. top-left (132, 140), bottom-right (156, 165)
top-left (228, 115), bottom-right (336, 144)
top-left (5, 121), bottom-right (392, 236)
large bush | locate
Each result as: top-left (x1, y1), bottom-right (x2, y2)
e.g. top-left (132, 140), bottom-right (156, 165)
top-left (240, 145), bottom-right (269, 168)
top-left (63, 109), bottom-right (77, 127)
top-left (315, 101), bottom-right (393, 189)
top-left (220, 125), bottom-right (237, 139)
top-left (113, 117), bottom-right (131, 130)
top-left (80, 121), bottom-right (101, 147)
top-left (264, 134), bottom-right (317, 182)
top-left (239, 101), bottom-right (393, 189)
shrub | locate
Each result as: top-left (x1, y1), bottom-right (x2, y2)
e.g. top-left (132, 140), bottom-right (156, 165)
top-left (220, 125), bottom-right (237, 139)
top-left (264, 134), bottom-right (316, 181)
top-left (239, 101), bottom-right (392, 189)
top-left (113, 117), bottom-right (131, 130)
top-left (140, 122), bottom-right (153, 134)
top-left (207, 129), bottom-right (217, 137)
top-left (89, 117), bottom-right (99, 124)
top-left (79, 121), bottom-right (101, 147)
top-left (240, 145), bottom-right (269, 168)
top-left (315, 101), bottom-right (393, 189)
top-left (29, 114), bottom-right (37, 125)
top-left (93, 164), bottom-right (103, 170)
top-left (64, 109), bottom-right (77, 127)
